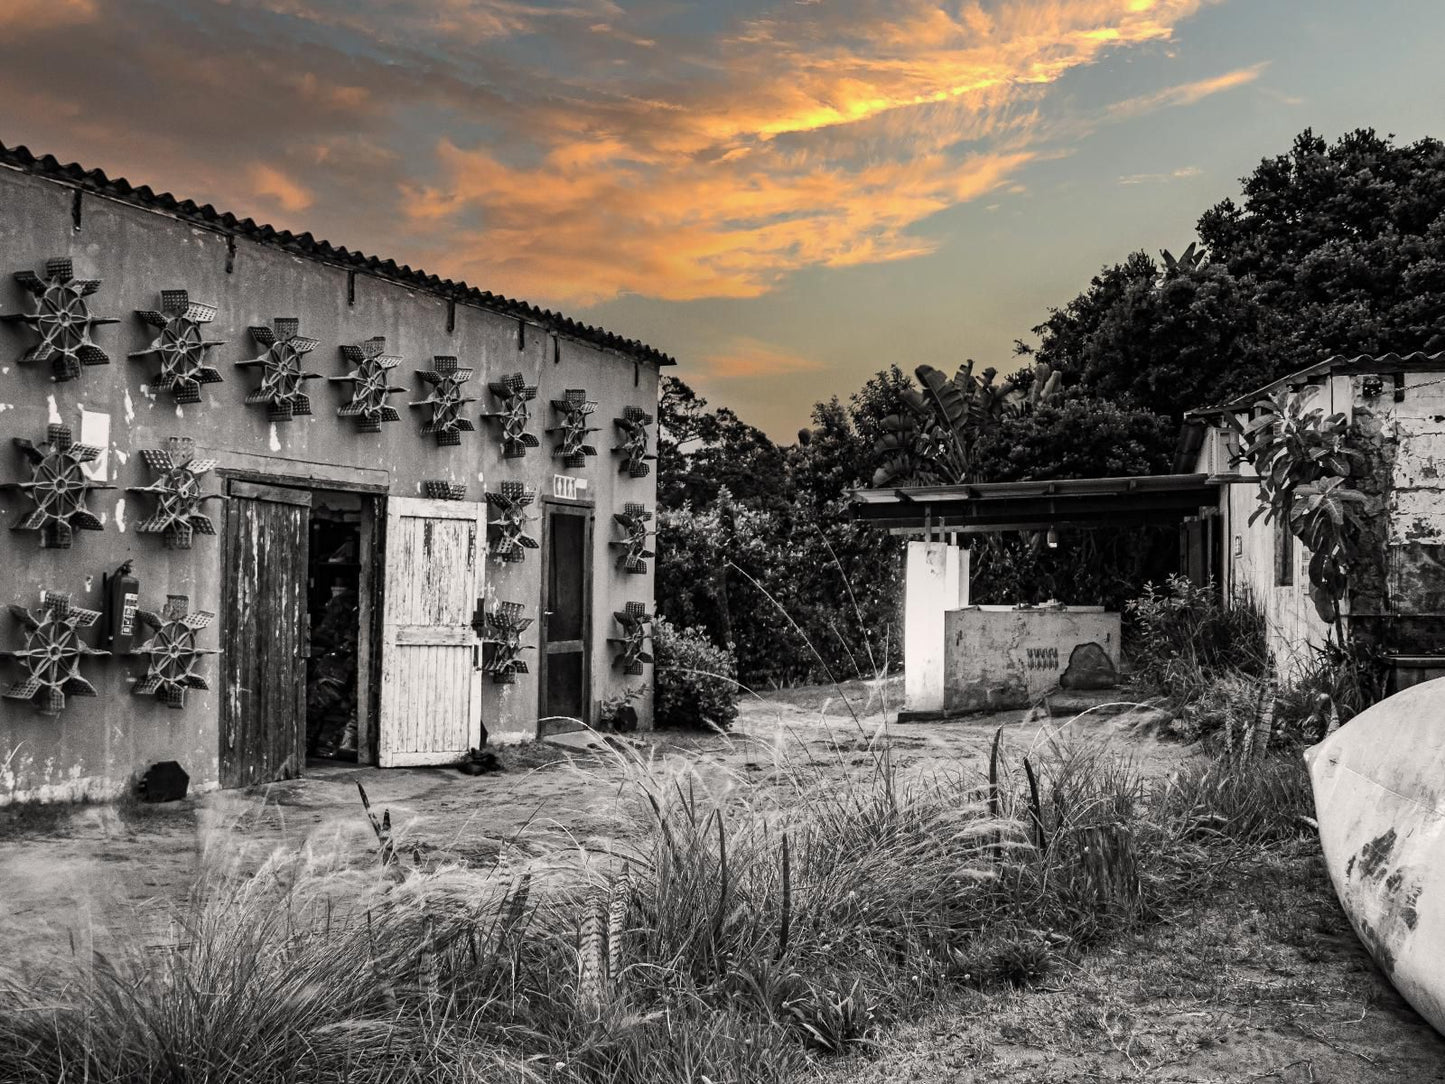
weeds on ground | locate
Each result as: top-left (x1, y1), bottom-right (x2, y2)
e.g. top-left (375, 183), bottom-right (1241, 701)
top-left (0, 721), bottom-right (1265, 1084)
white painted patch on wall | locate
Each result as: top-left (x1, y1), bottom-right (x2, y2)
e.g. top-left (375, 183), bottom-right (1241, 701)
top-left (123, 388), bottom-right (136, 424)
top-left (175, 403), bottom-right (185, 419)
top-left (268, 423), bottom-right (281, 452)
top-left (0, 403), bottom-right (11, 413)
top-left (84, 574), bottom-right (94, 592)
top-left (78, 409), bottom-right (110, 480)
top-left (114, 449), bottom-right (128, 465)
top-left (46, 394), bottom-right (61, 425)
top-left (114, 497), bottom-right (127, 533)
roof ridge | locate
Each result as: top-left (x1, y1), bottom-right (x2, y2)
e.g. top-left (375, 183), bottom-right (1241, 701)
top-left (0, 140), bottom-right (676, 368)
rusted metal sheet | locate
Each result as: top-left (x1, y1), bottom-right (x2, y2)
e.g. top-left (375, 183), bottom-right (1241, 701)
top-left (219, 482), bottom-right (310, 787)
top-left (1305, 678), bottom-right (1445, 1036)
top-left (378, 496), bottom-right (486, 766)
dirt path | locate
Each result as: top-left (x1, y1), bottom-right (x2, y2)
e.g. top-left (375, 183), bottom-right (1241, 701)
top-left (0, 680), bottom-right (1179, 963)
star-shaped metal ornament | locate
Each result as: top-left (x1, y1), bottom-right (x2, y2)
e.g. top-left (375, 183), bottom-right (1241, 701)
top-left (486, 481), bottom-right (538, 563)
top-left (10, 424), bottom-right (115, 548)
top-left (409, 356), bottom-right (478, 446)
top-left (480, 373), bottom-right (541, 459)
top-left (129, 290), bottom-right (226, 404)
top-left (331, 336), bottom-right (407, 432)
top-left (237, 318), bottom-right (323, 421)
top-left (3, 258), bottom-right (118, 381)
top-left (132, 595), bottom-right (219, 709)
top-left (610, 602), bottom-right (653, 677)
top-left (549, 389), bottom-right (599, 468)
top-left (127, 437), bottom-right (222, 549)
top-left (474, 600), bottom-right (534, 684)
top-left (613, 407), bottom-right (656, 478)
top-left (612, 502), bottom-right (654, 574)
top-left (2, 591), bottom-right (110, 716)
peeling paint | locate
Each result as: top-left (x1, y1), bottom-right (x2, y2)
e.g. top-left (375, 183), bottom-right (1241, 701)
top-left (268, 423), bottom-right (281, 452)
top-left (1355, 828), bottom-right (1397, 880)
top-left (123, 388), bottom-right (135, 424)
top-left (45, 393), bottom-right (60, 425)
top-left (114, 497), bottom-right (126, 533)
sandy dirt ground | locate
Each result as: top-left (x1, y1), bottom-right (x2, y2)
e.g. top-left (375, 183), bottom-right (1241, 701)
top-left (3, 679), bottom-right (1443, 1081)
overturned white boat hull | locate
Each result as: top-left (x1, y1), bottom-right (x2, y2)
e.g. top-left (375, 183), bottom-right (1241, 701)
top-left (1305, 676), bottom-right (1445, 1035)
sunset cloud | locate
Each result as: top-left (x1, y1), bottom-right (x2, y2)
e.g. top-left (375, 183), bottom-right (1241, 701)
top-left (0, 0), bottom-right (1243, 309)
top-left (698, 338), bottom-right (827, 380)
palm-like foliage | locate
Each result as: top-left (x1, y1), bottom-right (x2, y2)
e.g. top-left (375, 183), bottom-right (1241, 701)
top-left (872, 360), bottom-right (1063, 486)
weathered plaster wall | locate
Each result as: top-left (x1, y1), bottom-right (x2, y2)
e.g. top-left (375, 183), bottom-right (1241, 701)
top-left (942, 607), bottom-right (1119, 713)
top-left (0, 167), bottom-right (660, 804)
top-left (1213, 369), bottom-right (1445, 674)
top-left (902, 541), bottom-right (969, 713)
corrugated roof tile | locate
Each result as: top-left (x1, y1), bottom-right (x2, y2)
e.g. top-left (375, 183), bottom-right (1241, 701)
top-left (0, 139), bottom-right (677, 368)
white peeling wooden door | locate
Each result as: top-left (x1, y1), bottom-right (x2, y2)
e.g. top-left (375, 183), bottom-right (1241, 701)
top-left (379, 496), bottom-right (486, 766)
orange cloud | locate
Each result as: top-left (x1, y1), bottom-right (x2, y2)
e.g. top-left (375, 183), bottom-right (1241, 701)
top-left (0, 0), bottom-right (96, 32)
top-left (1109, 61), bottom-right (1267, 118)
top-left (698, 338), bottom-right (827, 380)
top-left (248, 163), bottom-right (315, 212)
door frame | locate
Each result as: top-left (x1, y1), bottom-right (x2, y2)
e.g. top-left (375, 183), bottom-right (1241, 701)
top-left (538, 496), bottom-right (595, 727)
top-left (217, 470), bottom-right (385, 768)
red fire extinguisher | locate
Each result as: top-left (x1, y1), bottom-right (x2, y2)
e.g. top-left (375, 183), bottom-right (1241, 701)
top-left (102, 559), bottom-right (140, 654)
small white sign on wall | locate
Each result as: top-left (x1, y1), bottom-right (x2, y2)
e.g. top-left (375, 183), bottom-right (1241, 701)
top-left (553, 474), bottom-right (578, 500)
top-left (79, 409), bottom-right (110, 481)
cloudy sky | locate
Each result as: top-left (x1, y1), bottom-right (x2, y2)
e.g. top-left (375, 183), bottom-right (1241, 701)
top-left (2, 0), bottom-right (1442, 438)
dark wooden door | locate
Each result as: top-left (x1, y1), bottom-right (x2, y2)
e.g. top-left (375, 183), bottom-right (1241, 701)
top-left (540, 502), bottom-right (593, 725)
top-left (220, 480), bottom-right (310, 787)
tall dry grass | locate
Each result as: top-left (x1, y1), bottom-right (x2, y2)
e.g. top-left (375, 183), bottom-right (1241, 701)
top-left (0, 724), bottom-right (1304, 1084)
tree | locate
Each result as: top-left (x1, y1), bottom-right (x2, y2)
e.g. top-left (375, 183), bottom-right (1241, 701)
top-left (657, 375), bottom-right (791, 513)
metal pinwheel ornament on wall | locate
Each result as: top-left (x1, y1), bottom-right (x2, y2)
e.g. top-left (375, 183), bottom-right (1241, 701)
top-left (613, 407), bottom-right (655, 478)
top-left (2, 591), bottom-right (109, 716)
top-left (480, 373), bottom-right (540, 459)
top-left (331, 336), bottom-right (406, 432)
top-left (127, 437), bottom-right (221, 549)
top-left (611, 602), bottom-right (653, 676)
top-left (10, 425), bottom-right (114, 548)
top-left (237, 318), bottom-right (323, 421)
top-left (612, 502), bottom-right (654, 574)
top-left (130, 290), bottom-right (226, 404)
top-left (132, 595), bottom-right (219, 709)
top-left (3, 258), bottom-right (117, 381)
top-left (423, 480), bottom-right (466, 500)
top-left (486, 481), bottom-right (538, 563)
top-left (548, 389), bottom-right (599, 468)
top-left (476, 600), bottom-right (534, 684)
top-left (410, 356), bottom-right (477, 446)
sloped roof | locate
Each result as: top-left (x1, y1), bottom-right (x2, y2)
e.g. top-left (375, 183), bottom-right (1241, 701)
top-left (0, 141), bottom-right (676, 368)
top-left (1189, 350), bottom-right (1445, 418)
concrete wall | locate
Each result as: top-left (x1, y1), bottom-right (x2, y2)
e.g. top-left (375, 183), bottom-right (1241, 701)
top-left (1211, 369), bottom-right (1445, 677)
top-left (903, 541), bottom-right (969, 713)
top-left (942, 606), bottom-right (1120, 713)
top-left (0, 166), bottom-right (661, 803)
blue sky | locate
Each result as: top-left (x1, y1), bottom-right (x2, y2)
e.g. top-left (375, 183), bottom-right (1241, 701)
top-left (2, 0), bottom-right (1442, 438)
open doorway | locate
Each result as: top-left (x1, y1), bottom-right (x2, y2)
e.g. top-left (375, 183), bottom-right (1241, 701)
top-left (306, 491), bottom-right (363, 762)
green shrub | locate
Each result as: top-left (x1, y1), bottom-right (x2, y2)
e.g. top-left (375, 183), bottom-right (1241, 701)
top-left (652, 616), bottom-right (740, 730)
top-left (1125, 576), bottom-right (1270, 701)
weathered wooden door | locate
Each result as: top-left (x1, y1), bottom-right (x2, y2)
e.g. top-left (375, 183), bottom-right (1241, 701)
top-left (540, 502), bottom-right (593, 725)
top-left (378, 496), bottom-right (486, 766)
top-left (220, 480), bottom-right (310, 788)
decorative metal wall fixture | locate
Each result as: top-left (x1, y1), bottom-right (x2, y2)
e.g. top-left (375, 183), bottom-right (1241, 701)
top-left (237, 317), bottom-right (323, 421)
top-left (331, 336), bottom-right (406, 432)
top-left (127, 436), bottom-right (222, 549)
top-left (612, 502), bottom-right (653, 574)
top-left (3, 258), bottom-right (117, 381)
top-left (132, 595), bottom-right (219, 709)
top-left (10, 424), bottom-right (114, 548)
top-left (611, 602), bottom-right (653, 676)
top-left (476, 600), bottom-right (533, 684)
top-left (486, 481), bottom-right (538, 563)
top-left (613, 407), bottom-right (655, 478)
top-left (423, 480), bottom-right (466, 500)
top-left (2, 590), bottom-right (109, 716)
top-left (549, 389), bottom-right (599, 468)
top-left (410, 356), bottom-right (477, 446)
top-left (480, 372), bottom-right (540, 459)
top-left (130, 290), bottom-right (226, 404)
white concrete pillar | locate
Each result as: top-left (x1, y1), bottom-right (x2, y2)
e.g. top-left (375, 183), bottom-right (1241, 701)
top-left (904, 541), bottom-right (970, 713)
